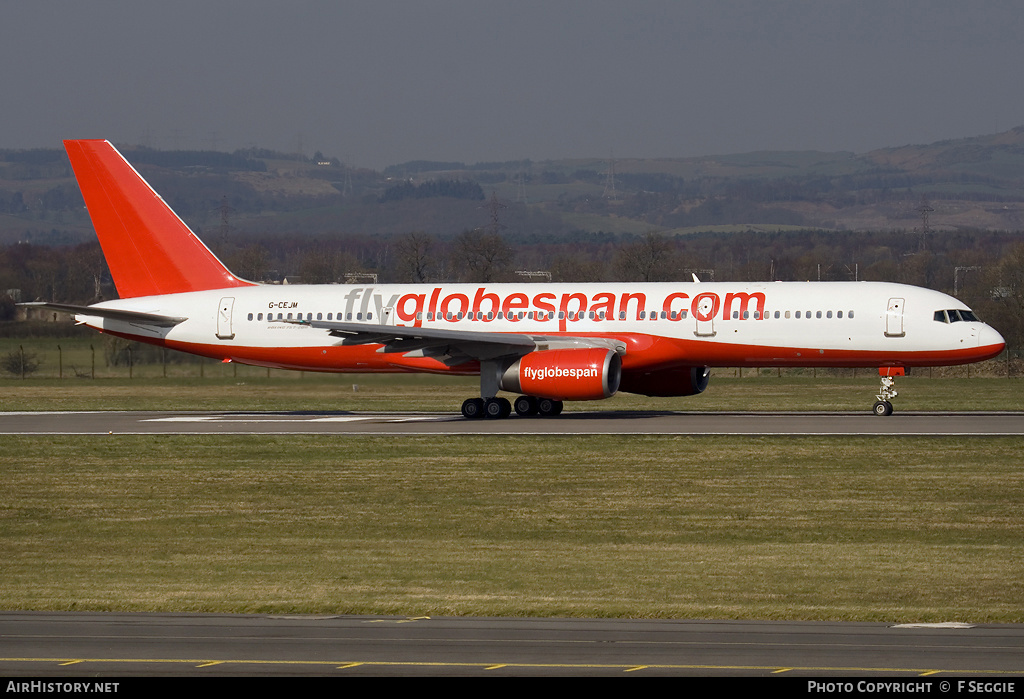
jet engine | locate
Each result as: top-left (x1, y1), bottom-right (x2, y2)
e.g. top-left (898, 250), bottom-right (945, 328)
top-left (618, 365), bottom-right (710, 397)
top-left (500, 348), bottom-right (621, 401)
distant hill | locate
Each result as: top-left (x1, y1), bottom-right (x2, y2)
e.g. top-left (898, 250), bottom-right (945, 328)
top-left (2, 128), bottom-right (1024, 246)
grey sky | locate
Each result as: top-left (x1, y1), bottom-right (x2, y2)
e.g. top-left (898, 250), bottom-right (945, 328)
top-left (3, 1), bottom-right (1022, 169)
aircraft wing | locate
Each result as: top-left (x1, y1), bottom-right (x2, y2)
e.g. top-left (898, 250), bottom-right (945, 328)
top-left (18, 302), bottom-right (188, 327)
top-left (292, 319), bottom-right (626, 366)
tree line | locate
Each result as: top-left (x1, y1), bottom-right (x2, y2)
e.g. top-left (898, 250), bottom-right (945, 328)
top-left (2, 228), bottom-right (1022, 350)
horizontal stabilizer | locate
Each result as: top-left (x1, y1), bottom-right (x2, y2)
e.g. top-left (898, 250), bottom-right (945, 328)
top-left (19, 302), bottom-right (187, 327)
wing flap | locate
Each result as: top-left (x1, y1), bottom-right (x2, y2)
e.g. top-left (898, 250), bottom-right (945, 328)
top-left (286, 319), bottom-right (626, 364)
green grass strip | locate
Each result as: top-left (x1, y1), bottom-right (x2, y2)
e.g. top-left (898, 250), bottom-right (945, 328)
top-left (2, 434), bottom-right (1022, 621)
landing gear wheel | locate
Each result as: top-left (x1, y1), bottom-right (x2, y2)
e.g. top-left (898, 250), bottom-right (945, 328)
top-left (484, 397), bottom-right (512, 419)
top-left (872, 400), bottom-right (893, 417)
top-left (514, 395), bottom-right (538, 416)
top-left (874, 372), bottom-right (899, 417)
top-left (537, 398), bottom-right (564, 417)
top-left (461, 398), bottom-right (485, 419)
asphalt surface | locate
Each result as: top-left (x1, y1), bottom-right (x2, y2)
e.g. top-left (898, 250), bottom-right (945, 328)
top-left (0, 410), bottom-right (1021, 435)
top-left (2, 612), bottom-right (1022, 677)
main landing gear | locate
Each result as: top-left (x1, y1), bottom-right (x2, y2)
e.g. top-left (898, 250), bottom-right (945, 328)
top-left (461, 395), bottom-right (564, 420)
top-left (461, 397), bottom-right (510, 419)
top-left (872, 370), bottom-right (900, 417)
top-left (512, 395), bottom-right (564, 417)
top-left (461, 358), bottom-right (563, 419)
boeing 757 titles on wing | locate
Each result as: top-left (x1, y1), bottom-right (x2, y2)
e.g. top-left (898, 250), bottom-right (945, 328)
top-left (24, 140), bottom-right (1006, 419)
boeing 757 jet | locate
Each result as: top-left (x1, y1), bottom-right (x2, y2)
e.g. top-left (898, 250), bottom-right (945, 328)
top-left (23, 140), bottom-right (1006, 418)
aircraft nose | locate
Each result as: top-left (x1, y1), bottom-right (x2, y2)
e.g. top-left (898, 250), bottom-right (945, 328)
top-left (979, 324), bottom-right (1006, 352)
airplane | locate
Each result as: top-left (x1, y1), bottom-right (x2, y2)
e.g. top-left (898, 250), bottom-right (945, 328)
top-left (22, 139), bottom-right (1006, 419)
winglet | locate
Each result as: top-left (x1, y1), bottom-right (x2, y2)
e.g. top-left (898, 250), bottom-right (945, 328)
top-left (64, 139), bottom-right (255, 298)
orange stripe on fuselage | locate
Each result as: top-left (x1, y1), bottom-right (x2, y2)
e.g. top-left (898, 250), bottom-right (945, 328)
top-left (100, 327), bottom-right (1005, 375)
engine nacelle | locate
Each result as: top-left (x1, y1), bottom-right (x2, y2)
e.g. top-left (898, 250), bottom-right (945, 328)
top-left (618, 365), bottom-right (710, 397)
top-left (500, 348), bottom-right (622, 401)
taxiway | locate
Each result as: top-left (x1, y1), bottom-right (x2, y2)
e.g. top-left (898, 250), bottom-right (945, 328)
top-left (0, 410), bottom-right (1021, 435)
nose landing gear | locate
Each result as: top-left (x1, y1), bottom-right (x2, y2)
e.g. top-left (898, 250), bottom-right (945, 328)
top-left (872, 367), bottom-right (903, 416)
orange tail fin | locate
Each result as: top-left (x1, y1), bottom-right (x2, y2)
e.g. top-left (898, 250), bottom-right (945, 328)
top-left (64, 139), bottom-right (255, 298)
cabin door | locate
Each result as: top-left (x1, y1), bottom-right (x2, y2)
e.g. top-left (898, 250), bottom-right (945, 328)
top-left (884, 297), bottom-right (905, 337)
top-left (694, 295), bottom-right (717, 337)
top-left (216, 297), bottom-right (236, 340)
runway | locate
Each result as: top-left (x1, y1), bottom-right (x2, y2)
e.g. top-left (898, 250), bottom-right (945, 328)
top-left (2, 612), bottom-right (1023, 677)
top-left (0, 410), bottom-right (1021, 435)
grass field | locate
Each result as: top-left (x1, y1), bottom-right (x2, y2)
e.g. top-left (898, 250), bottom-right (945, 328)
top-left (1, 434), bottom-right (1021, 621)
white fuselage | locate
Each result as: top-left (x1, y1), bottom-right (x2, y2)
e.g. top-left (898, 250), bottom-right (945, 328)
top-left (80, 280), bottom-right (1005, 375)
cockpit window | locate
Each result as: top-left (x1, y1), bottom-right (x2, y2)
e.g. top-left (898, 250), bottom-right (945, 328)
top-left (934, 308), bottom-right (979, 323)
